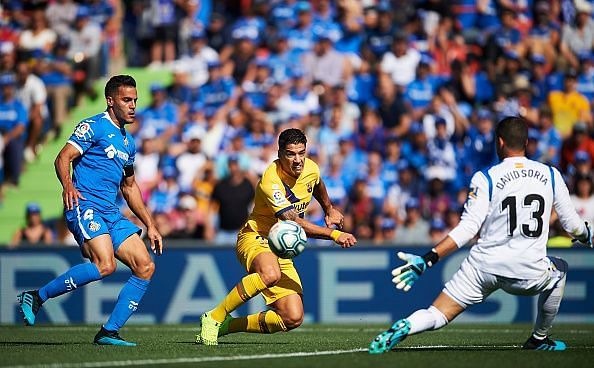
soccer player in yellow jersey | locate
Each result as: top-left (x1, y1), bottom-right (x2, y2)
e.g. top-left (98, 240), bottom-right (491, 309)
top-left (196, 128), bottom-right (357, 345)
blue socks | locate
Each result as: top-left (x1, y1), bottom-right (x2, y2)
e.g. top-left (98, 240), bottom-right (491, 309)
top-left (38, 263), bottom-right (102, 302)
top-left (104, 276), bottom-right (150, 332)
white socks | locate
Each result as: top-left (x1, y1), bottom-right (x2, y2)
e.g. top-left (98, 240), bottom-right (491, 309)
top-left (533, 274), bottom-right (566, 339)
top-left (407, 305), bottom-right (449, 335)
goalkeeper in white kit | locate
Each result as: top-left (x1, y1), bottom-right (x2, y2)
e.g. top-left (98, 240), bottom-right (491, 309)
top-left (369, 116), bottom-right (593, 353)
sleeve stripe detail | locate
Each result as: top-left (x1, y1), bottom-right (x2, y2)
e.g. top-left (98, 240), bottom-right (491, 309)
top-left (480, 168), bottom-right (493, 202)
top-left (67, 140), bottom-right (84, 155)
top-left (275, 205), bottom-right (295, 217)
top-left (548, 166), bottom-right (556, 197)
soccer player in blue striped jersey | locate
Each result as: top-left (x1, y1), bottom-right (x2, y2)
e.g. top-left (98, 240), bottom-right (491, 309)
top-left (17, 75), bottom-right (163, 346)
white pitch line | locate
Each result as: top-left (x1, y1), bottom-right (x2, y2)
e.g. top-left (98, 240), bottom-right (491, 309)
top-left (3, 348), bottom-right (367, 368)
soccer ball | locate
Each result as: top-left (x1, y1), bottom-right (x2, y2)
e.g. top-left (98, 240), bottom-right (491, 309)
top-left (268, 220), bottom-right (307, 259)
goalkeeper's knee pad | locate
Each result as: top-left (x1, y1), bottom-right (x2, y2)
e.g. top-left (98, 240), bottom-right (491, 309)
top-left (428, 306), bottom-right (448, 330)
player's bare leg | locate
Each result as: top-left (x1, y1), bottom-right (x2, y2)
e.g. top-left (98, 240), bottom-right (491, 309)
top-left (370, 293), bottom-right (464, 354)
top-left (93, 234), bottom-right (154, 346)
top-left (18, 234), bottom-right (113, 326)
top-left (198, 252), bottom-right (274, 345)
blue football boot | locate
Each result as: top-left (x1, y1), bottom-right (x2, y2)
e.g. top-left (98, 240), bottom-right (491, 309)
top-left (369, 319), bottom-right (411, 354)
top-left (94, 327), bottom-right (137, 346)
top-left (17, 290), bottom-right (43, 326)
top-left (522, 336), bottom-right (566, 351)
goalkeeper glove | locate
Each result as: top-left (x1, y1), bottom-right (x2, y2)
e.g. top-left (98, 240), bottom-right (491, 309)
top-left (573, 222), bottom-right (593, 248)
top-left (391, 249), bottom-right (439, 292)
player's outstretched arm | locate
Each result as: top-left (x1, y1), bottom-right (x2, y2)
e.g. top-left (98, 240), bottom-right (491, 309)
top-left (278, 208), bottom-right (357, 248)
top-left (120, 173), bottom-right (163, 255)
top-left (54, 144), bottom-right (86, 210)
top-left (313, 178), bottom-right (344, 229)
top-left (392, 236), bottom-right (458, 292)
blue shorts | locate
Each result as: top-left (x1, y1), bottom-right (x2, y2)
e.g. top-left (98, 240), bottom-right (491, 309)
top-left (65, 205), bottom-right (141, 252)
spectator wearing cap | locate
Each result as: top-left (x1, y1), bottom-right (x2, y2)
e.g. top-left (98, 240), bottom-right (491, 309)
top-left (149, 166), bottom-right (181, 214)
top-left (463, 108), bottom-right (498, 174)
top-left (170, 194), bottom-right (204, 239)
top-left (535, 105), bottom-right (562, 166)
top-left (485, 7), bottom-right (524, 73)
top-left (363, 3), bottom-right (395, 59)
top-left (380, 31), bottom-right (421, 89)
top-left (302, 26), bottom-right (350, 88)
top-left (197, 60), bottom-right (237, 114)
top-left (570, 173), bottom-right (594, 226)
top-left (560, 122), bottom-right (594, 172)
top-left (10, 202), bottom-right (53, 246)
top-left (68, 6), bottom-right (102, 99)
top-left (176, 127), bottom-right (208, 192)
top-left (18, 9), bottom-right (57, 53)
top-left (0, 73), bottom-right (27, 187)
top-left (401, 122), bottom-right (429, 172)
top-left (286, 1), bottom-right (316, 55)
top-left (323, 155), bottom-right (348, 210)
top-left (277, 68), bottom-right (319, 117)
top-left (561, 0), bottom-right (594, 68)
top-left (207, 155), bottom-right (255, 245)
top-left (529, 54), bottom-right (550, 107)
top-left (405, 55), bottom-right (440, 120)
top-left (356, 106), bottom-right (385, 153)
top-left (147, 0), bottom-right (177, 68)
top-left (573, 150), bottom-right (593, 178)
top-left (392, 198), bottom-right (430, 246)
top-left (426, 117), bottom-right (458, 184)
top-left (35, 46), bottom-right (73, 140)
top-left (548, 70), bottom-right (592, 138)
top-left (46, 0), bottom-right (79, 38)
top-left (242, 59), bottom-right (274, 110)
top-left (429, 217), bottom-right (448, 243)
top-left (15, 59), bottom-right (48, 162)
top-left (576, 52), bottom-right (594, 102)
top-left (527, 1), bottom-right (561, 64)
top-left (176, 28), bottom-right (219, 88)
top-left (137, 83), bottom-right (179, 144)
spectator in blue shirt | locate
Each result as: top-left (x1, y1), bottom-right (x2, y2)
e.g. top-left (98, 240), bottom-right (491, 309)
top-left (198, 61), bottom-right (237, 114)
top-left (463, 108), bottom-right (498, 175)
top-left (363, 4), bottom-right (395, 60)
top-left (148, 166), bottom-right (180, 214)
top-left (405, 56), bottom-right (439, 120)
top-left (137, 83), bottom-right (178, 143)
top-left (0, 73), bottom-right (28, 186)
top-left (576, 52), bottom-right (594, 103)
top-left (535, 105), bottom-right (562, 166)
top-left (286, 2), bottom-right (316, 55)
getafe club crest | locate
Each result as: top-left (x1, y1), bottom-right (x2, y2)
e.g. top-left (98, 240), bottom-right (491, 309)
top-left (89, 221), bottom-right (101, 232)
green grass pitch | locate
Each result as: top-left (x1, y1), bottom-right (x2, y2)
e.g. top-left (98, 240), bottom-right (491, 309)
top-left (0, 324), bottom-right (592, 368)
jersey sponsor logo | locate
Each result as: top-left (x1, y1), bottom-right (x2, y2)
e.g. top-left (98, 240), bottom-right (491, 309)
top-left (74, 122), bottom-right (91, 138)
top-left (272, 189), bottom-right (286, 206)
top-left (294, 201), bottom-right (310, 213)
top-left (88, 221), bottom-right (101, 232)
top-left (104, 144), bottom-right (130, 161)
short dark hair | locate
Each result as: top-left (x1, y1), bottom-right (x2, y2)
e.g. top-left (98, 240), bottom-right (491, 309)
top-left (495, 116), bottom-right (528, 151)
top-left (105, 75), bottom-right (136, 98)
top-left (278, 128), bottom-right (307, 150)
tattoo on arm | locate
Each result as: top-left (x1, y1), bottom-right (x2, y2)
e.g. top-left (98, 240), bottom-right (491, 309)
top-left (278, 208), bottom-right (298, 221)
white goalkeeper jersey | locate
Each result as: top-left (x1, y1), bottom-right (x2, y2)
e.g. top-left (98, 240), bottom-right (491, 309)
top-left (448, 156), bottom-right (587, 279)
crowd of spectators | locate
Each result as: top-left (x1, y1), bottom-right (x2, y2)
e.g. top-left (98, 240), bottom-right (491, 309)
top-left (6, 0), bottom-right (594, 247)
top-left (0, 0), bottom-right (117, 204)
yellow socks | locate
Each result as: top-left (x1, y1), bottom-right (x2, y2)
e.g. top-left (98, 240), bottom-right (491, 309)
top-left (210, 273), bottom-right (267, 322)
top-left (229, 311), bottom-right (287, 334)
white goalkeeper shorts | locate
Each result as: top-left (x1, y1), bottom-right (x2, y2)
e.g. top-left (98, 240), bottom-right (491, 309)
top-left (443, 256), bottom-right (567, 309)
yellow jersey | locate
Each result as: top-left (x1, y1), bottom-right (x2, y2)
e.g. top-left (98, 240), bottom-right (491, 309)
top-left (548, 91), bottom-right (589, 137)
top-left (244, 157), bottom-right (320, 235)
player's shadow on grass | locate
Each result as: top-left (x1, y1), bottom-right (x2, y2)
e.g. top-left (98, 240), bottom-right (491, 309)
top-left (0, 342), bottom-right (85, 346)
top-left (174, 341), bottom-right (291, 345)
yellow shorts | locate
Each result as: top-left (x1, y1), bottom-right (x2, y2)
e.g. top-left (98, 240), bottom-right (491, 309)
top-left (236, 230), bottom-right (303, 305)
